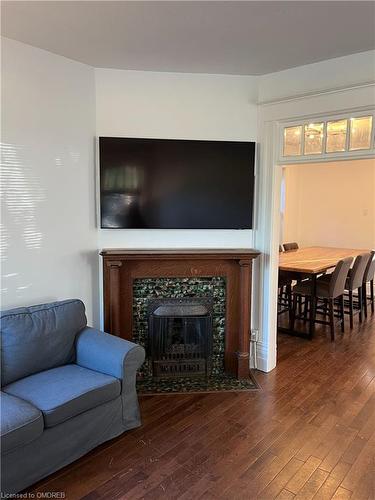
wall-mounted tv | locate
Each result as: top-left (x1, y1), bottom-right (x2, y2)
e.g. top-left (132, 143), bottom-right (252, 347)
top-left (99, 137), bottom-right (255, 229)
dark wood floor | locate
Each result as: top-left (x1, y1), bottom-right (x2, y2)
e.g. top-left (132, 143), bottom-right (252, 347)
top-left (30, 313), bottom-right (375, 499)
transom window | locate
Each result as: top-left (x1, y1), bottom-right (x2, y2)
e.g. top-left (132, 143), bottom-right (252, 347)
top-left (282, 113), bottom-right (374, 159)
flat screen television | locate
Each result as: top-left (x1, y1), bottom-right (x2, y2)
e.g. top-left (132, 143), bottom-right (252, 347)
top-left (99, 137), bottom-right (255, 229)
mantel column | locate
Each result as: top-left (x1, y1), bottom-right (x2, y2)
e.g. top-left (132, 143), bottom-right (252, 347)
top-left (104, 260), bottom-right (122, 336)
top-left (236, 259), bottom-right (252, 378)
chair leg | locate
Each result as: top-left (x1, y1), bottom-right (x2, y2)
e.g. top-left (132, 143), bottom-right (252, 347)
top-left (298, 295), bottom-right (302, 317)
top-left (309, 295), bottom-right (316, 339)
top-left (303, 296), bottom-right (309, 320)
top-left (340, 295), bottom-right (345, 333)
top-left (358, 287), bottom-right (363, 324)
top-left (329, 298), bottom-right (335, 341)
top-left (349, 290), bottom-right (354, 329)
top-left (286, 283), bottom-right (292, 310)
top-left (362, 283), bottom-right (367, 319)
top-left (371, 279), bottom-right (374, 314)
top-left (289, 293), bottom-right (298, 331)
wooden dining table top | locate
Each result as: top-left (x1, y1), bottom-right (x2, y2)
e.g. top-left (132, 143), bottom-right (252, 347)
top-left (279, 246), bottom-right (370, 274)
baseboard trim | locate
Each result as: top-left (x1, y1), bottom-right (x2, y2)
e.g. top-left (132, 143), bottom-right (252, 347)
top-left (250, 341), bottom-right (274, 373)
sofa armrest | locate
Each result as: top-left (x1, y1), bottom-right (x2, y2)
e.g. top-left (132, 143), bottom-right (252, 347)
top-left (75, 327), bottom-right (145, 380)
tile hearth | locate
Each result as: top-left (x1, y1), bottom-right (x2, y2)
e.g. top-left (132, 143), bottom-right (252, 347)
top-left (136, 373), bottom-right (258, 394)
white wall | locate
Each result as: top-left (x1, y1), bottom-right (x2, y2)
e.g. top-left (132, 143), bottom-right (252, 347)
top-left (1, 38), bottom-right (99, 325)
top-left (95, 68), bottom-right (258, 250)
top-left (258, 50), bottom-right (375, 103)
top-left (283, 159), bottom-right (375, 249)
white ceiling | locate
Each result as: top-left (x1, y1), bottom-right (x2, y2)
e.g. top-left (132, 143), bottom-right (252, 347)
top-left (2, 1), bottom-right (375, 76)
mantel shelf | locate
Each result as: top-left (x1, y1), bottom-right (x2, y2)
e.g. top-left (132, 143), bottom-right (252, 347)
top-left (100, 248), bottom-right (260, 259)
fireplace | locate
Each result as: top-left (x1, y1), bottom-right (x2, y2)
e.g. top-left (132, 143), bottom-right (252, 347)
top-left (101, 249), bottom-right (260, 379)
top-left (148, 298), bottom-right (213, 379)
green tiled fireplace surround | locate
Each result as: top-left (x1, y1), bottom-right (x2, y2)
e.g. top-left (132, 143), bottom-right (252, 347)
top-left (132, 276), bottom-right (226, 379)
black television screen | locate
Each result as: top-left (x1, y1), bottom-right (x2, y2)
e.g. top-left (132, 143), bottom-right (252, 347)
top-left (99, 137), bottom-right (255, 229)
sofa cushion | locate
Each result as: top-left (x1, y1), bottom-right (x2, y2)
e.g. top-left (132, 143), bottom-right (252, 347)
top-left (3, 364), bottom-right (121, 428)
top-left (1, 392), bottom-right (44, 453)
top-left (1, 299), bottom-right (87, 386)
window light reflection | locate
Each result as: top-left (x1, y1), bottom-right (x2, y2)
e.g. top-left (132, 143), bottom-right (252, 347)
top-left (1, 142), bottom-right (46, 251)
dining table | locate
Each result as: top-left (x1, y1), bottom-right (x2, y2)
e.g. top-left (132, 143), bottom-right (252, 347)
top-left (278, 246), bottom-right (369, 338)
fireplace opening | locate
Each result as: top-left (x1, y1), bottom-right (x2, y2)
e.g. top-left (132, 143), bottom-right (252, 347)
top-left (148, 298), bottom-right (213, 379)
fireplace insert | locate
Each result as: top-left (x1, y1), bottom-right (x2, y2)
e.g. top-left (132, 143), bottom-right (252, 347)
top-left (148, 298), bottom-right (213, 379)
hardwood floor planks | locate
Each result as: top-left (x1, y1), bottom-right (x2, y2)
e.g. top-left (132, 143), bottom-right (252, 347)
top-left (27, 313), bottom-right (375, 499)
top-left (331, 486), bottom-right (353, 499)
top-left (293, 468), bottom-right (329, 500)
top-left (284, 456), bottom-right (322, 494)
top-left (257, 457), bottom-right (305, 499)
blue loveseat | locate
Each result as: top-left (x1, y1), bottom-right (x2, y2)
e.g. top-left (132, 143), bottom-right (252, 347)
top-left (0, 299), bottom-right (145, 494)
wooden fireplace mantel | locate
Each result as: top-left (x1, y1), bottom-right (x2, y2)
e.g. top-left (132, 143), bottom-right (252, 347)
top-left (100, 248), bottom-right (260, 379)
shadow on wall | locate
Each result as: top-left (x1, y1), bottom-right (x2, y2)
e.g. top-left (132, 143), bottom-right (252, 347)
top-left (1, 142), bottom-right (46, 307)
top-left (1, 142), bottom-right (46, 253)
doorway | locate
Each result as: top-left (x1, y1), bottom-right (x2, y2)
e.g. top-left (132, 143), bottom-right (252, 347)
top-left (255, 93), bottom-right (375, 372)
top-left (277, 158), bottom-right (375, 336)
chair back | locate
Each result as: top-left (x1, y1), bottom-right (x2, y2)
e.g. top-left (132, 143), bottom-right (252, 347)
top-left (363, 250), bottom-right (375, 282)
top-left (329, 257), bottom-right (353, 298)
top-left (348, 253), bottom-right (372, 290)
top-left (283, 242), bottom-right (299, 251)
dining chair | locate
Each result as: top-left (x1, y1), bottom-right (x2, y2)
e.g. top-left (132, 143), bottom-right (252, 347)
top-left (278, 272), bottom-right (292, 314)
top-left (344, 253), bottom-right (371, 328)
top-left (283, 242), bottom-right (299, 251)
top-left (289, 257), bottom-right (352, 341)
top-left (362, 251), bottom-right (375, 318)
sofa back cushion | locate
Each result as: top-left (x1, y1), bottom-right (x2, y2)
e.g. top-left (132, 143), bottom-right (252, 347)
top-left (1, 299), bottom-right (87, 386)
